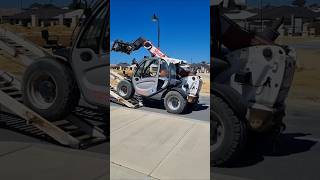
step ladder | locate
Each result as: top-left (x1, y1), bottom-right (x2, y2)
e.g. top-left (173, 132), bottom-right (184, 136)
top-left (0, 72), bottom-right (106, 148)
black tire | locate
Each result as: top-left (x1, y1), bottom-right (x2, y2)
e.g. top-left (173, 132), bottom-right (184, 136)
top-left (22, 59), bottom-right (80, 121)
top-left (211, 94), bottom-right (247, 167)
top-left (116, 80), bottom-right (134, 100)
top-left (164, 91), bottom-right (187, 114)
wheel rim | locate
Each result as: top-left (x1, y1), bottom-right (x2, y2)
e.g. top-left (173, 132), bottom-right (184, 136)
top-left (211, 111), bottom-right (225, 152)
top-left (118, 86), bottom-right (128, 97)
top-left (167, 96), bottom-right (181, 111)
top-left (28, 72), bottom-right (57, 110)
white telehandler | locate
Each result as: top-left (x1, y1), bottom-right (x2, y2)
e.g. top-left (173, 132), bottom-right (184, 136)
top-left (111, 37), bottom-right (203, 114)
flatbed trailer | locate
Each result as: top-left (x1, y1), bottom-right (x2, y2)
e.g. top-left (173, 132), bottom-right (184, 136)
top-left (0, 27), bottom-right (106, 148)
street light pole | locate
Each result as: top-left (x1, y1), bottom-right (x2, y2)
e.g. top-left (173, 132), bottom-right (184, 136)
top-left (152, 14), bottom-right (160, 48)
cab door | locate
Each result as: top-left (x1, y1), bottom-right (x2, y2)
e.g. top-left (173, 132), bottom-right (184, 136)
top-left (70, 1), bottom-right (108, 107)
top-left (132, 59), bottom-right (160, 97)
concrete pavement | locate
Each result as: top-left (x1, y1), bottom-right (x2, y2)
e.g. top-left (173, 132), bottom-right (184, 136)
top-left (0, 141), bottom-right (108, 180)
top-left (110, 106), bottom-right (210, 180)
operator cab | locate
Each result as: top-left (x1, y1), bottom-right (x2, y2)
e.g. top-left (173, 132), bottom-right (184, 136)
top-left (132, 58), bottom-right (176, 98)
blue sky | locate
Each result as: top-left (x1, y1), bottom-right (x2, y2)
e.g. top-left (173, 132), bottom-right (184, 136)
top-left (110, 0), bottom-right (210, 64)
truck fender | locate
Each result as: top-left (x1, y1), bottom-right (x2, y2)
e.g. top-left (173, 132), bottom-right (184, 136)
top-left (212, 83), bottom-right (247, 119)
top-left (34, 56), bottom-right (71, 69)
top-left (165, 87), bottom-right (188, 99)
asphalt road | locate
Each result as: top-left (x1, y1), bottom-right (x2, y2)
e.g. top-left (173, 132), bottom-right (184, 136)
top-left (111, 94), bottom-right (210, 122)
top-left (212, 99), bottom-right (320, 180)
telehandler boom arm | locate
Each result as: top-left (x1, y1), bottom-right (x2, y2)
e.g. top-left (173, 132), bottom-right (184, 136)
top-left (111, 37), bottom-right (187, 64)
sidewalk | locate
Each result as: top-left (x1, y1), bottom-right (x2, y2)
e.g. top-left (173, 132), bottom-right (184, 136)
top-left (0, 140), bottom-right (108, 180)
top-left (110, 106), bottom-right (210, 180)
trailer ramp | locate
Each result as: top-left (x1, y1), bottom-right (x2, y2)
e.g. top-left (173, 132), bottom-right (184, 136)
top-left (110, 70), bottom-right (141, 108)
top-left (110, 86), bottom-right (140, 108)
top-left (0, 27), bottom-right (106, 148)
top-left (0, 72), bottom-right (106, 148)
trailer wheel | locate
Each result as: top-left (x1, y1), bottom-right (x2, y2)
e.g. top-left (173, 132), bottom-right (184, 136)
top-left (22, 59), bottom-right (80, 121)
top-left (164, 91), bottom-right (187, 114)
top-left (211, 94), bottom-right (247, 166)
top-left (117, 80), bottom-right (134, 100)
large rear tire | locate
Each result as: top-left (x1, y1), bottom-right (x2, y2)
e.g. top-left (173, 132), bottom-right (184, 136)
top-left (211, 94), bottom-right (247, 166)
top-left (164, 91), bottom-right (187, 114)
top-left (22, 59), bottom-right (80, 121)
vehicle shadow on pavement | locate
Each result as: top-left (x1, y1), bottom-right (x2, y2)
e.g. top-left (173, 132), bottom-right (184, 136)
top-left (184, 103), bottom-right (209, 114)
top-left (143, 100), bottom-right (209, 114)
top-left (223, 133), bottom-right (317, 168)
